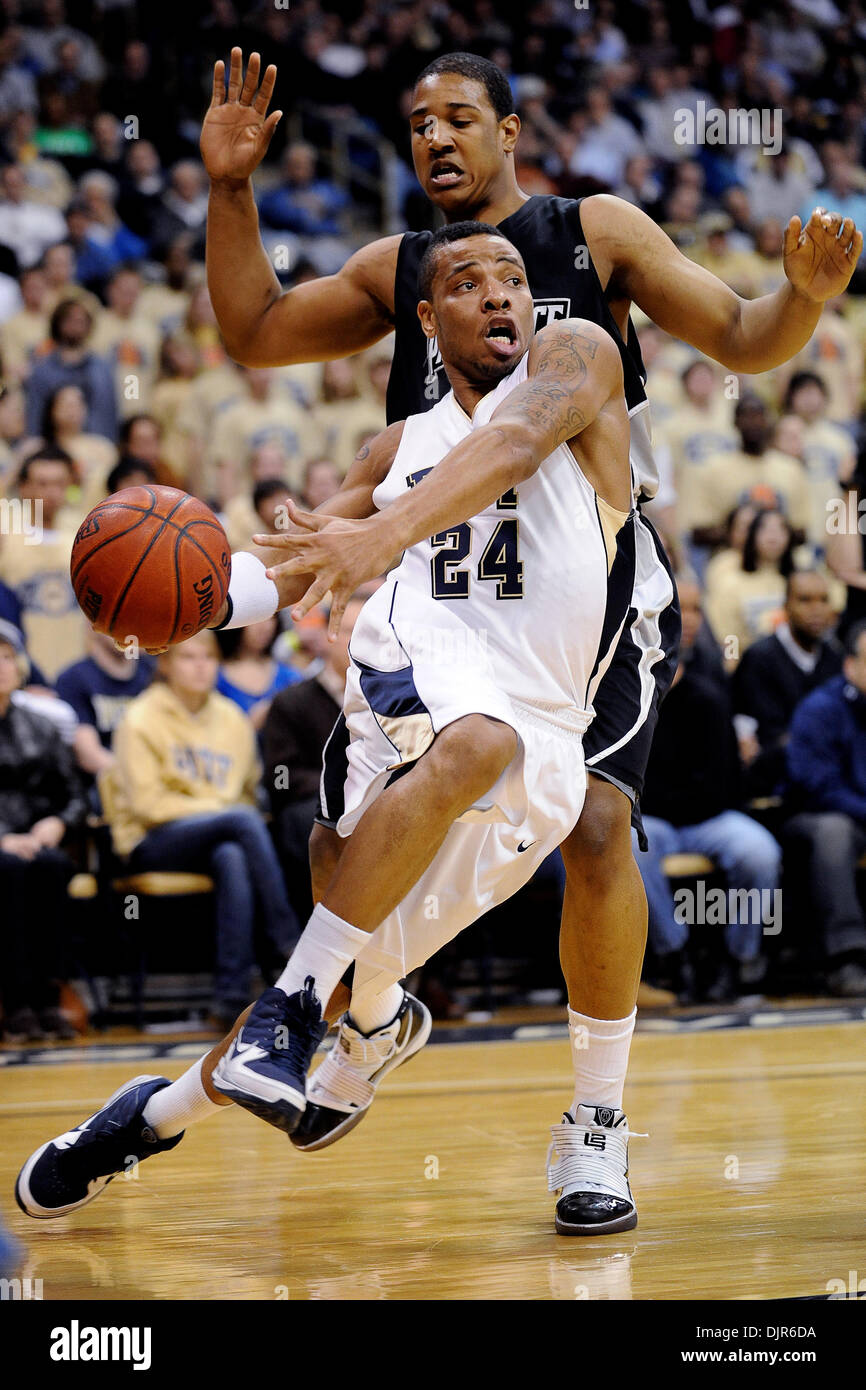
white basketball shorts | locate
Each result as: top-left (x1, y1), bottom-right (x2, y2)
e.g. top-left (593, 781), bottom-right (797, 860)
top-left (332, 576), bottom-right (591, 990)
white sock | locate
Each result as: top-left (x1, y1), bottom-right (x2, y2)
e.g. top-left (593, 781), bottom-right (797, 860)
top-left (567, 1006), bottom-right (636, 1114)
top-left (141, 1058), bottom-right (225, 1139)
top-left (276, 902), bottom-right (370, 1007)
top-left (348, 974), bottom-right (405, 1034)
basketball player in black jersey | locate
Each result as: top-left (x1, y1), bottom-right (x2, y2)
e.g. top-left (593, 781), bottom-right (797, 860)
top-left (199, 50), bottom-right (859, 1228)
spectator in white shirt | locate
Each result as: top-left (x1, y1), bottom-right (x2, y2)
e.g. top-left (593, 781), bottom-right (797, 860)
top-left (0, 165), bottom-right (66, 269)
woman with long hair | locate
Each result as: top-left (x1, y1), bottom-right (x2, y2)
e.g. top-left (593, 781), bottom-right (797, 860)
top-left (705, 507), bottom-right (795, 667)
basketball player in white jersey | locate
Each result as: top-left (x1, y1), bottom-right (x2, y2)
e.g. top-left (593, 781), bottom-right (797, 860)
top-left (16, 225), bottom-right (642, 1235)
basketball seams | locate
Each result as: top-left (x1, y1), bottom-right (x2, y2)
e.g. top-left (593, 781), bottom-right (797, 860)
top-left (106, 493), bottom-right (189, 636)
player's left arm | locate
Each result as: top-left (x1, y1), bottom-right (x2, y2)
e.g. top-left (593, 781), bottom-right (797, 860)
top-left (280, 320), bottom-right (626, 637)
top-left (583, 195), bottom-right (863, 374)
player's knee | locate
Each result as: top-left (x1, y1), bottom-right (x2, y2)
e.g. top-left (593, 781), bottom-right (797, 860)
top-left (562, 776), bottom-right (634, 874)
top-left (433, 714), bottom-right (517, 801)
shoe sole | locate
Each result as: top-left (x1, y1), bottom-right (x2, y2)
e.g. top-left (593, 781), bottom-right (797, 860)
top-left (212, 1055), bottom-right (307, 1136)
top-left (554, 1209), bottom-right (638, 1237)
top-left (292, 1000), bottom-right (433, 1152)
top-left (14, 1074), bottom-right (165, 1220)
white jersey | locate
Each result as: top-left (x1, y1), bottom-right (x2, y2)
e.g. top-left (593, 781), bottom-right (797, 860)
top-left (372, 351), bottom-right (633, 724)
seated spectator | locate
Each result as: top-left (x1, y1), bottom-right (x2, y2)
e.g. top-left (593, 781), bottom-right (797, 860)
top-left (33, 83), bottom-right (93, 162)
top-left (783, 371), bottom-right (857, 547)
top-left (39, 239), bottom-right (101, 317)
top-left (20, 1), bottom-right (105, 85)
top-left (211, 366), bottom-right (322, 502)
top-left (800, 142), bottom-right (866, 268)
top-left (215, 616), bottom-right (301, 731)
top-left (733, 569), bottom-right (843, 796)
top-left (785, 620), bottom-right (866, 996)
top-left (89, 265), bottom-right (162, 416)
top-left (117, 139), bottom-right (165, 243)
top-left (148, 334), bottom-right (201, 479)
top-left (21, 382), bottom-right (116, 508)
top-left (150, 161), bottom-right (209, 258)
top-left (24, 298), bottom-right (117, 442)
top-left (739, 146), bottom-right (816, 232)
top-left (0, 162), bottom-right (66, 269)
top-left (688, 211), bottom-right (760, 299)
top-left (88, 111), bottom-right (125, 180)
top-left (0, 621), bottom-right (84, 1040)
top-left (221, 445), bottom-right (291, 550)
top-left (777, 295), bottom-right (863, 427)
top-left (55, 629), bottom-right (154, 778)
top-left (136, 236), bottom-right (193, 335)
top-left (702, 501), bottom-right (760, 594)
top-left (312, 355), bottom-right (387, 476)
top-left (750, 218), bottom-right (786, 297)
top-left (565, 87), bottom-right (644, 187)
top-left (661, 359), bottom-right (738, 487)
top-left (677, 572), bottom-right (727, 693)
top-left (0, 446), bottom-right (86, 679)
top-left (262, 593), bottom-right (365, 917)
top-left (0, 27), bottom-right (38, 131)
top-left (105, 455), bottom-right (157, 496)
top-left (704, 507), bottom-right (795, 667)
top-left (108, 631), bottom-right (299, 1026)
top-left (635, 589), bottom-right (782, 1002)
top-left (0, 264), bottom-right (50, 384)
top-left (258, 141), bottom-right (349, 274)
top-left (302, 456), bottom-right (341, 511)
top-left (75, 171), bottom-right (148, 279)
top-left (683, 395), bottom-right (811, 552)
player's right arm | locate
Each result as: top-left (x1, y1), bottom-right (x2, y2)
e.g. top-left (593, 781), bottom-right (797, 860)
top-left (202, 49), bottom-right (398, 366)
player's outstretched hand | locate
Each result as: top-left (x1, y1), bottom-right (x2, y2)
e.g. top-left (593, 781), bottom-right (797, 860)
top-left (784, 208), bottom-right (863, 303)
top-left (201, 47), bottom-right (282, 185)
top-left (255, 501), bottom-right (395, 640)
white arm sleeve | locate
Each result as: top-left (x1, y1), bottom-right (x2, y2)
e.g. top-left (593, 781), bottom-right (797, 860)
top-left (214, 551), bottom-right (280, 630)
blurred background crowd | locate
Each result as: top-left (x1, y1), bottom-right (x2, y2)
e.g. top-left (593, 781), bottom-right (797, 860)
top-left (2, 0), bottom-right (866, 1040)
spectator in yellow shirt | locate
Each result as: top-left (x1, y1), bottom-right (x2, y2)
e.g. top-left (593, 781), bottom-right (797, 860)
top-left (0, 446), bottom-right (86, 679)
top-left (704, 508), bottom-right (795, 667)
top-left (682, 394), bottom-right (811, 550)
top-left (783, 371), bottom-right (857, 550)
top-left (109, 631), bottom-right (299, 1024)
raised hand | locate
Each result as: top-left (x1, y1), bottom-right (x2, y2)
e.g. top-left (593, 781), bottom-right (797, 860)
top-left (201, 47), bottom-right (282, 186)
top-left (254, 501), bottom-right (395, 640)
top-left (784, 208), bottom-right (863, 304)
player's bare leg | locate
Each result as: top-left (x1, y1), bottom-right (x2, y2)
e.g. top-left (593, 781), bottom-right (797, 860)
top-left (546, 775), bottom-right (646, 1235)
top-left (212, 713), bottom-right (517, 1132)
top-left (559, 777), bottom-right (647, 1020)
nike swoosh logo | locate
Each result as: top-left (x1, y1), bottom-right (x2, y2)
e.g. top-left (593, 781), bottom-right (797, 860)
top-left (233, 1040), bottom-right (258, 1056)
top-left (517, 840), bottom-right (537, 853)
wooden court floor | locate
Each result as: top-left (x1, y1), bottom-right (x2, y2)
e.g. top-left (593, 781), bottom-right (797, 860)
top-left (2, 1022), bottom-right (865, 1301)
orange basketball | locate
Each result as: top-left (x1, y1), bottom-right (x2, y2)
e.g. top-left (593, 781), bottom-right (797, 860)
top-left (70, 485), bottom-right (231, 649)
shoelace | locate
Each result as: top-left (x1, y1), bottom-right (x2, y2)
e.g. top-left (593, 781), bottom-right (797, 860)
top-left (309, 1021), bottom-right (399, 1108)
top-left (546, 1119), bottom-right (648, 1202)
top-left (282, 979), bottom-right (327, 1074)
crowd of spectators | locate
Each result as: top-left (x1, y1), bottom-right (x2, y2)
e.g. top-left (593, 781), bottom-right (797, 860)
top-left (2, 0), bottom-right (866, 1035)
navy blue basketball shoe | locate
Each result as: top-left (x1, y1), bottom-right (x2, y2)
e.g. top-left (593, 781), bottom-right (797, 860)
top-left (15, 1075), bottom-right (183, 1219)
top-left (212, 980), bottom-right (327, 1135)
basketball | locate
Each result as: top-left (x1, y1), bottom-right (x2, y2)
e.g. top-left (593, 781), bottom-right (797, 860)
top-left (70, 485), bottom-right (231, 649)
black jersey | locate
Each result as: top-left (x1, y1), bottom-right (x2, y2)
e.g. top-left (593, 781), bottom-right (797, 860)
top-left (386, 194), bottom-right (658, 499)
